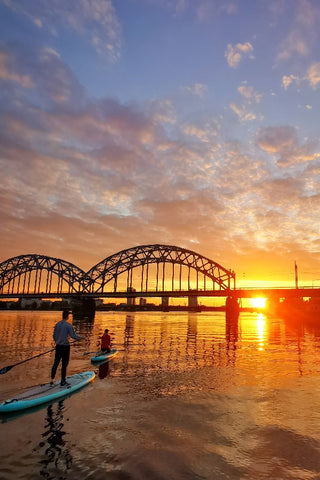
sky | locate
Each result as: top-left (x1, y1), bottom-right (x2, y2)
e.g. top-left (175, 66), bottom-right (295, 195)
top-left (1, 0), bottom-right (320, 287)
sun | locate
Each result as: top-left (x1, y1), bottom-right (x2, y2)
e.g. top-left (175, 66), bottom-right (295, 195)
top-left (250, 297), bottom-right (266, 309)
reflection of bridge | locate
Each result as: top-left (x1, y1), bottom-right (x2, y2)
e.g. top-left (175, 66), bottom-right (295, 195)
top-left (1, 244), bottom-right (320, 309)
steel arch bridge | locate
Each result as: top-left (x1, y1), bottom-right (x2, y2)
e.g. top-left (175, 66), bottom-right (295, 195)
top-left (0, 254), bottom-right (87, 296)
top-left (83, 244), bottom-right (235, 294)
top-left (0, 245), bottom-right (236, 297)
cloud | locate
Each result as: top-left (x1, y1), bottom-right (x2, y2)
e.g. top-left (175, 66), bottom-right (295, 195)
top-left (220, 2), bottom-right (238, 15)
top-left (0, 0), bottom-right (122, 61)
top-left (282, 62), bottom-right (320, 91)
top-left (1, 93), bottom-right (320, 279)
top-left (225, 42), bottom-right (254, 68)
top-left (196, 0), bottom-right (238, 22)
top-left (147, 99), bottom-right (176, 125)
top-left (265, 0), bottom-right (287, 21)
top-left (229, 84), bottom-right (262, 123)
top-left (182, 124), bottom-right (209, 141)
top-left (182, 83), bottom-right (208, 97)
top-left (237, 85), bottom-right (262, 103)
top-left (0, 51), bottom-right (34, 88)
top-left (277, 31), bottom-right (309, 61)
top-left (256, 126), bottom-right (320, 167)
top-left (282, 74), bottom-right (298, 90)
top-left (229, 103), bottom-right (256, 122)
top-left (155, 0), bottom-right (238, 21)
top-left (0, 44), bottom-right (86, 109)
top-left (256, 126), bottom-right (297, 156)
top-left (1, 32), bottom-right (320, 280)
top-left (0, 60), bottom-right (261, 267)
top-left (306, 62), bottom-right (320, 89)
top-left (276, 0), bottom-right (320, 62)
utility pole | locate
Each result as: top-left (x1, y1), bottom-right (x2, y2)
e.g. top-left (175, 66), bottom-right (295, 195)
top-left (295, 261), bottom-right (298, 289)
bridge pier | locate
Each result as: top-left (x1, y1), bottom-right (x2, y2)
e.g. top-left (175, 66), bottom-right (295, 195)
top-left (188, 295), bottom-right (198, 310)
top-left (70, 296), bottom-right (96, 321)
top-left (127, 287), bottom-right (136, 307)
top-left (226, 296), bottom-right (239, 318)
top-left (161, 297), bottom-right (169, 310)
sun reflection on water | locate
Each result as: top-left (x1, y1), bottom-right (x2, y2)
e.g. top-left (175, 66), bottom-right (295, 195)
top-left (256, 313), bottom-right (266, 350)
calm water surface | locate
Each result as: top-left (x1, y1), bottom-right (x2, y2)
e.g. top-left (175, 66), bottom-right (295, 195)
top-left (1, 310), bottom-right (320, 479)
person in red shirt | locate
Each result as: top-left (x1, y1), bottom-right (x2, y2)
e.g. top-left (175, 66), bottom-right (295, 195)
top-left (100, 328), bottom-right (111, 353)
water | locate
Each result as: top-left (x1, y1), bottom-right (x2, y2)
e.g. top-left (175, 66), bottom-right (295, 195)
top-left (1, 310), bottom-right (320, 479)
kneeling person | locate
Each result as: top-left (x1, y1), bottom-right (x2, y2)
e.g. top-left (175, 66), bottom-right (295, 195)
top-left (100, 328), bottom-right (111, 353)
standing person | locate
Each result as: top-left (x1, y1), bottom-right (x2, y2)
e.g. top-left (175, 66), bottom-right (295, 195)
top-left (50, 310), bottom-right (82, 387)
top-left (100, 328), bottom-right (111, 353)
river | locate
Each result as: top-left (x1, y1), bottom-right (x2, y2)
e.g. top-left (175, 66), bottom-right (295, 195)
top-left (1, 310), bottom-right (320, 479)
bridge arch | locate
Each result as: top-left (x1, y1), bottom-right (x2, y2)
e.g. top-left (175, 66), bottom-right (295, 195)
top-left (0, 254), bottom-right (87, 296)
top-left (83, 244), bottom-right (236, 294)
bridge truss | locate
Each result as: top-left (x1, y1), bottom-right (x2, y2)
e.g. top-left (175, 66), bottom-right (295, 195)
top-left (0, 245), bottom-right (236, 297)
top-left (84, 244), bottom-right (235, 294)
top-left (0, 254), bottom-right (86, 296)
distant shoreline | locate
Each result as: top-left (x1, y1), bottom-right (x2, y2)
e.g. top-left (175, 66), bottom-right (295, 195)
top-left (0, 300), bottom-right (263, 313)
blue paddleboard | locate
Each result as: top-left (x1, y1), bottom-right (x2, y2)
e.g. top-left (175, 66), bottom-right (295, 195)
top-left (0, 371), bottom-right (95, 413)
top-left (91, 348), bottom-right (118, 363)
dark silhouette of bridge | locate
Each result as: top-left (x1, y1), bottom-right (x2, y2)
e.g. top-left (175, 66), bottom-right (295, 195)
top-left (1, 244), bottom-right (319, 311)
top-left (0, 244), bottom-right (234, 298)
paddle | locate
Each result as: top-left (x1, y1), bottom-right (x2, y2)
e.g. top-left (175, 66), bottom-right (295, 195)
top-left (0, 339), bottom-right (80, 375)
top-left (83, 350), bottom-right (98, 356)
top-left (83, 338), bottom-right (109, 355)
top-left (83, 346), bottom-right (125, 356)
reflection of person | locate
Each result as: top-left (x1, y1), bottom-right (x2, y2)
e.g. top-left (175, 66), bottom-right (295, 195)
top-left (98, 361), bottom-right (109, 380)
top-left (50, 310), bottom-right (82, 387)
top-left (39, 402), bottom-right (72, 478)
top-left (100, 328), bottom-right (111, 353)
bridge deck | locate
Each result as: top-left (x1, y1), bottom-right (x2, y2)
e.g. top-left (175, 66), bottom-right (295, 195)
top-left (1, 287), bottom-right (320, 299)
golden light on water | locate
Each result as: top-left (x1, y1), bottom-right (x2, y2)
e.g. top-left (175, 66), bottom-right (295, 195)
top-left (256, 313), bottom-right (266, 350)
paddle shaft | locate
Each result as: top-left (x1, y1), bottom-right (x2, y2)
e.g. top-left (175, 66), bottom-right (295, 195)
top-left (0, 339), bottom-right (80, 375)
top-left (83, 342), bottom-right (126, 356)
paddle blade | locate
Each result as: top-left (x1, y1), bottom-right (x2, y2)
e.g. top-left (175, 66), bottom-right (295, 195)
top-left (0, 365), bottom-right (13, 375)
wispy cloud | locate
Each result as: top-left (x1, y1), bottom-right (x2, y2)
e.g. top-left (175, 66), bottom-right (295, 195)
top-left (0, 0), bottom-right (122, 61)
top-left (277, 31), bottom-right (309, 61)
top-left (0, 44), bottom-right (86, 110)
top-left (237, 85), bottom-right (262, 103)
top-left (229, 84), bottom-right (262, 123)
top-left (276, 0), bottom-right (320, 62)
top-left (181, 83), bottom-right (208, 97)
top-left (256, 126), bottom-right (320, 167)
top-left (307, 62), bottom-right (320, 89)
top-left (229, 103), bottom-right (256, 122)
top-left (282, 62), bottom-right (320, 90)
top-left (0, 51), bottom-right (34, 88)
top-left (196, 0), bottom-right (238, 22)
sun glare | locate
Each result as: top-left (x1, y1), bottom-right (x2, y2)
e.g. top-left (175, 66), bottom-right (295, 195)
top-left (250, 297), bottom-right (266, 309)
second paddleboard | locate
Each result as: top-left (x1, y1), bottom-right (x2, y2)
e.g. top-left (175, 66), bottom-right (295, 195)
top-left (91, 348), bottom-right (118, 363)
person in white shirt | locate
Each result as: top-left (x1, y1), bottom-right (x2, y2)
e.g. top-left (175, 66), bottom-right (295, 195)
top-left (50, 310), bottom-right (82, 386)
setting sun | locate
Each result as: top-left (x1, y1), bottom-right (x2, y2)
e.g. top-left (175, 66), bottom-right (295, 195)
top-left (250, 297), bottom-right (266, 309)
